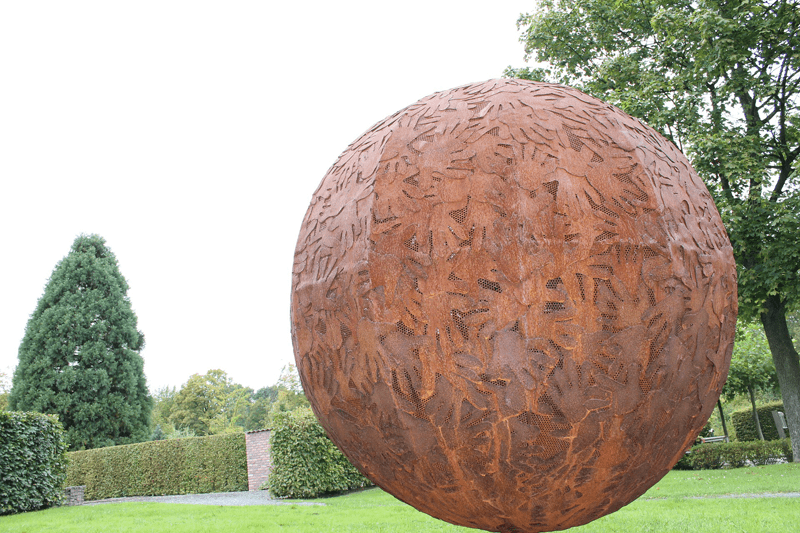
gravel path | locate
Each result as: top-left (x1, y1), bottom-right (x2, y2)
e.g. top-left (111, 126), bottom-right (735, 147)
top-left (84, 491), bottom-right (324, 507)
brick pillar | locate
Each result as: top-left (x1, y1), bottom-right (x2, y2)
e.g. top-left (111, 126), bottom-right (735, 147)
top-left (64, 485), bottom-right (85, 506)
top-left (245, 429), bottom-right (272, 491)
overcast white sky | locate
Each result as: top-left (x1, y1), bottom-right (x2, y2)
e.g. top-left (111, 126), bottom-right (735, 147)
top-left (0, 1), bottom-right (534, 392)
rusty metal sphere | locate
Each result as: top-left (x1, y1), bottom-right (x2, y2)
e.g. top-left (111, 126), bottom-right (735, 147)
top-left (291, 79), bottom-right (737, 532)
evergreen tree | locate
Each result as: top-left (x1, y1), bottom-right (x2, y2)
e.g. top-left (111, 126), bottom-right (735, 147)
top-left (9, 234), bottom-right (151, 450)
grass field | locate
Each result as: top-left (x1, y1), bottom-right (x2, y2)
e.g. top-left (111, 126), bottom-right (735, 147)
top-left (2, 463), bottom-right (798, 533)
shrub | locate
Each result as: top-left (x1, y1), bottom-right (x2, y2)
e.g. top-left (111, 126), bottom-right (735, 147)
top-left (731, 401), bottom-right (784, 441)
top-left (672, 420), bottom-right (715, 470)
top-left (672, 452), bottom-right (694, 470)
top-left (265, 407), bottom-right (372, 498)
top-left (679, 439), bottom-right (792, 470)
top-left (0, 411), bottom-right (68, 515)
top-left (65, 432), bottom-right (247, 500)
top-left (688, 443), bottom-right (736, 470)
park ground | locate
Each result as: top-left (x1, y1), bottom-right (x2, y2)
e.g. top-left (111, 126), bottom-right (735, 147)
top-left (2, 463), bottom-right (799, 533)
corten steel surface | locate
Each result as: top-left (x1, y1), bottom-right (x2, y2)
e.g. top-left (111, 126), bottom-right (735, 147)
top-left (291, 79), bottom-right (737, 533)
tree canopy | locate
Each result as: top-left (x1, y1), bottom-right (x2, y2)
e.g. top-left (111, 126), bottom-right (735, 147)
top-left (162, 366), bottom-right (308, 437)
top-left (9, 234), bottom-right (151, 450)
top-left (149, 385), bottom-right (177, 439)
top-left (508, 0), bottom-right (800, 459)
top-left (724, 323), bottom-right (779, 401)
top-left (267, 364), bottom-right (310, 421)
top-left (169, 369), bottom-right (234, 436)
top-left (0, 371), bottom-right (10, 411)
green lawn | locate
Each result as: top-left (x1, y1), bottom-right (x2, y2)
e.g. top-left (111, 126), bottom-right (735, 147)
top-left (639, 462), bottom-right (800, 498)
top-left (3, 464), bottom-right (798, 533)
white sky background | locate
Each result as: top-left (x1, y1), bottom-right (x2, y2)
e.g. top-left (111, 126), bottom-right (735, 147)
top-left (0, 1), bottom-right (534, 392)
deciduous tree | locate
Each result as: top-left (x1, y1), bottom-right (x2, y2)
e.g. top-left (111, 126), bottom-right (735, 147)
top-left (169, 367), bottom-right (310, 435)
top-left (243, 385), bottom-right (279, 431)
top-left (723, 323), bottom-right (779, 439)
top-left (169, 370), bottom-right (228, 436)
top-left (169, 369), bottom-right (253, 435)
top-left (267, 364), bottom-right (309, 422)
top-left (150, 385), bottom-right (177, 439)
top-left (0, 371), bottom-right (10, 411)
top-left (509, 0), bottom-right (800, 461)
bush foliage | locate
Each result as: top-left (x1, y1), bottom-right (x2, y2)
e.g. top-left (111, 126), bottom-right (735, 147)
top-left (266, 408), bottom-right (372, 498)
top-left (674, 439), bottom-right (793, 470)
top-left (0, 411), bottom-right (68, 515)
top-left (731, 401), bottom-right (785, 441)
top-left (66, 432), bottom-right (247, 500)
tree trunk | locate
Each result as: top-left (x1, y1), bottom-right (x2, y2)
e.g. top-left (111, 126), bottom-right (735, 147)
top-left (760, 294), bottom-right (800, 462)
top-left (748, 386), bottom-right (765, 441)
top-left (717, 398), bottom-right (730, 442)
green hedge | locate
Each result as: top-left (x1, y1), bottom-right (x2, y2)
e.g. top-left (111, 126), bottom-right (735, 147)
top-left (265, 408), bottom-right (372, 498)
top-left (675, 439), bottom-right (792, 470)
top-left (66, 432), bottom-right (247, 500)
top-left (731, 401), bottom-right (784, 441)
top-left (0, 411), bottom-right (68, 515)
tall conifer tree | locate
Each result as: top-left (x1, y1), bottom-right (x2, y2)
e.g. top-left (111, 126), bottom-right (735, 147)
top-left (10, 234), bottom-right (151, 449)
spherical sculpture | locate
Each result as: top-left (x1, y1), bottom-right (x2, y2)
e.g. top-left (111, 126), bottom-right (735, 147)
top-left (291, 79), bottom-right (737, 532)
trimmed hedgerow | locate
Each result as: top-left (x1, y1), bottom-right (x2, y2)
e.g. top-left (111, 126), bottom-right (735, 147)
top-left (65, 432), bottom-right (247, 500)
top-left (731, 402), bottom-right (784, 441)
top-left (265, 408), bottom-right (372, 498)
top-left (0, 411), bottom-right (68, 515)
top-left (678, 439), bottom-right (792, 470)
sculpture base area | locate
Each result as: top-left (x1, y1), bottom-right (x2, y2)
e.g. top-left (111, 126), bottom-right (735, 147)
top-left (291, 79), bottom-right (737, 532)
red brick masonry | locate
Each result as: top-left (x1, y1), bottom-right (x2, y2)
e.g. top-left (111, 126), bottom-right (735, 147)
top-left (244, 429), bottom-right (272, 491)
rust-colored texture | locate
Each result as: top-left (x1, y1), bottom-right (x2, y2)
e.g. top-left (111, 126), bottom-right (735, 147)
top-left (291, 79), bottom-right (737, 532)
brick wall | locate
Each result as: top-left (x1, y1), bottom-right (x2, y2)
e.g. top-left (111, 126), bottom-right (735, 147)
top-left (245, 429), bottom-right (272, 491)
